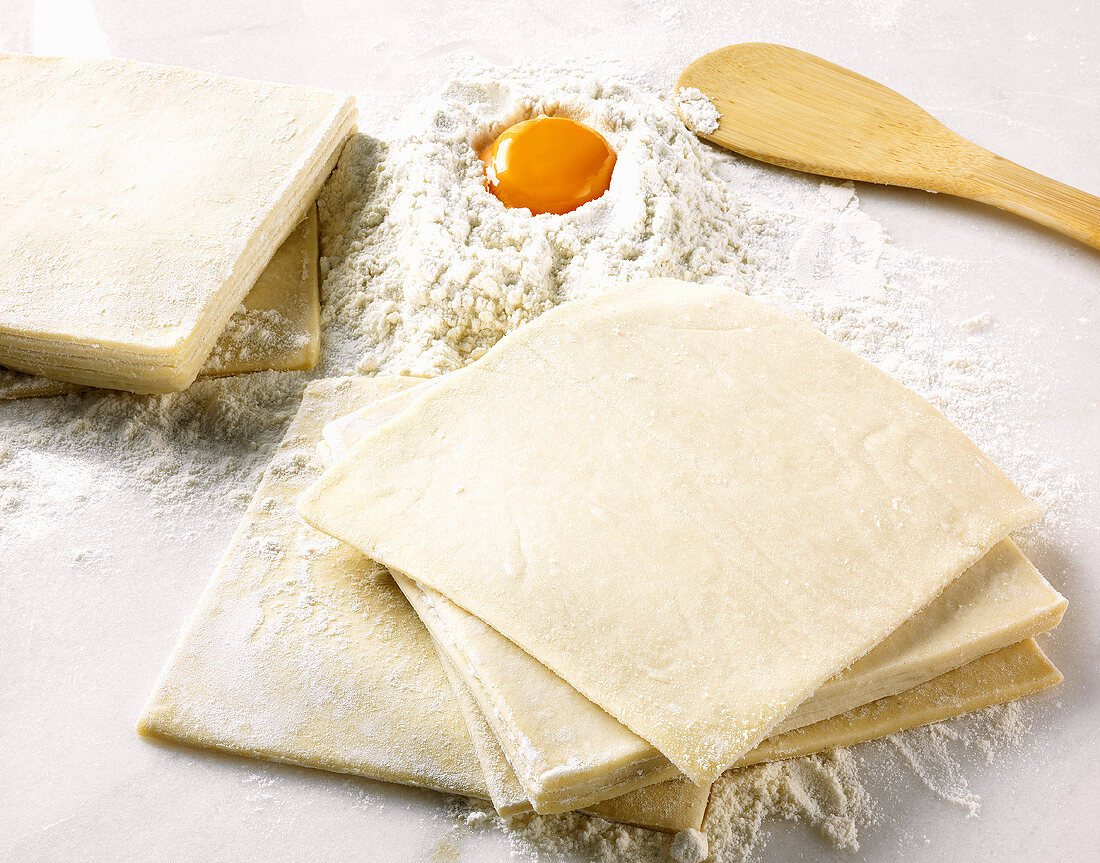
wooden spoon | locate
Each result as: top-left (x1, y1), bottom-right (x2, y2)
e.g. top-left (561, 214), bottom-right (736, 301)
top-left (678, 43), bottom-right (1100, 250)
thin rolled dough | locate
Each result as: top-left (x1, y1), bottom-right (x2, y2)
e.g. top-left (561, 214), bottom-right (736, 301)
top-left (299, 279), bottom-right (1041, 784)
top-left (0, 206), bottom-right (322, 399)
top-left (0, 54), bottom-right (354, 393)
top-left (322, 378), bottom-right (1064, 813)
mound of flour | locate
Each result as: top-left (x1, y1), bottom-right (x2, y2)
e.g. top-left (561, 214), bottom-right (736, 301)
top-left (317, 66), bottom-right (748, 376)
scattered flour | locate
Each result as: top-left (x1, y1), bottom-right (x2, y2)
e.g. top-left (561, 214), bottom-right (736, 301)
top-left (0, 59), bottom-right (1079, 863)
top-left (881, 700), bottom-right (1028, 818)
top-left (451, 706), bottom-right (1033, 863)
top-left (0, 371), bottom-right (303, 541)
top-left (675, 87), bottom-right (721, 135)
top-left (450, 797), bottom-right (677, 862)
top-left (705, 749), bottom-right (873, 861)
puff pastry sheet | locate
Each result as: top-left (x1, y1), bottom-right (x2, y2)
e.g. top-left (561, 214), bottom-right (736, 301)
top-left (299, 279), bottom-right (1041, 784)
top-left (0, 54), bottom-right (353, 393)
top-left (321, 377), bottom-right (1064, 813)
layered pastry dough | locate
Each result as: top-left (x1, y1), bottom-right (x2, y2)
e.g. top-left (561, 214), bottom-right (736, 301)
top-left (1, 207), bottom-right (322, 399)
top-left (137, 376), bottom-right (690, 832)
top-left (435, 642), bottom-right (532, 816)
top-left (397, 571), bottom-right (679, 810)
top-left (592, 638), bottom-right (1061, 833)
top-left (298, 279), bottom-right (1041, 784)
top-left (735, 638), bottom-right (1060, 769)
top-left (322, 378), bottom-right (1064, 813)
top-left (139, 376), bottom-right (1061, 837)
top-left (399, 553), bottom-right (1062, 812)
top-left (774, 540), bottom-right (1064, 733)
top-left (0, 55), bottom-right (354, 393)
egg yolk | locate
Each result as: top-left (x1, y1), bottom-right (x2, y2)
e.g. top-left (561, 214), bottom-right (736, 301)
top-left (480, 117), bottom-right (616, 215)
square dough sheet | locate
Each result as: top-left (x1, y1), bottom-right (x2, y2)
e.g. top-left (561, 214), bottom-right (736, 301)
top-left (299, 279), bottom-right (1041, 785)
top-left (0, 206), bottom-right (322, 399)
top-left (0, 54), bottom-right (354, 393)
top-left (321, 377), bottom-right (1065, 813)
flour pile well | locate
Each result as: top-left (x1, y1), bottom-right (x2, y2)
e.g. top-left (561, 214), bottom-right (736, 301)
top-left (317, 67), bottom-right (747, 376)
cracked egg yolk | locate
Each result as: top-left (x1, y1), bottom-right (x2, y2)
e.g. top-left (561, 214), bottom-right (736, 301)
top-left (479, 117), bottom-right (616, 215)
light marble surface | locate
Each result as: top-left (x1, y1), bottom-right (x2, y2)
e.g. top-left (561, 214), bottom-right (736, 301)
top-left (1, 2), bottom-right (1097, 861)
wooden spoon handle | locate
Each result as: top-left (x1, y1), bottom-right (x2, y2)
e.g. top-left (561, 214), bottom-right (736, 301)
top-left (960, 152), bottom-right (1100, 250)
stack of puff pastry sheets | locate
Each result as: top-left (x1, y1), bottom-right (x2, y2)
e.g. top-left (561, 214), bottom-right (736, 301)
top-left (1, 206), bottom-right (324, 398)
top-left (141, 279), bottom-right (1065, 834)
top-left (0, 55), bottom-right (356, 394)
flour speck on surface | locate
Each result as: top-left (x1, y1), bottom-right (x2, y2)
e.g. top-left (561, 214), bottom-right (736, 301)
top-left (670, 828), bottom-right (709, 863)
top-left (675, 87), bottom-right (721, 135)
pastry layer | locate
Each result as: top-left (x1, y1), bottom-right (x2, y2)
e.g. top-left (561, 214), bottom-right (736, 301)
top-left (299, 279), bottom-right (1040, 784)
top-left (1, 206), bottom-right (322, 399)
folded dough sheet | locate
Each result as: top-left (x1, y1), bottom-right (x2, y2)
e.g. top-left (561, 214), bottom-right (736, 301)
top-left (300, 279), bottom-right (1043, 786)
top-left (0, 54), bottom-right (355, 393)
top-left (321, 376), bottom-right (1065, 813)
top-left (0, 206), bottom-right (322, 399)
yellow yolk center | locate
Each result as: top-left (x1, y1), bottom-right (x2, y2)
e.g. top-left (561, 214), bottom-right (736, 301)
top-left (479, 117), bottom-right (616, 215)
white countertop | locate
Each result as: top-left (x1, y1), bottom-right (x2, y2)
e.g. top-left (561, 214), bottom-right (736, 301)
top-left (2, 2), bottom-right (1097, 861)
